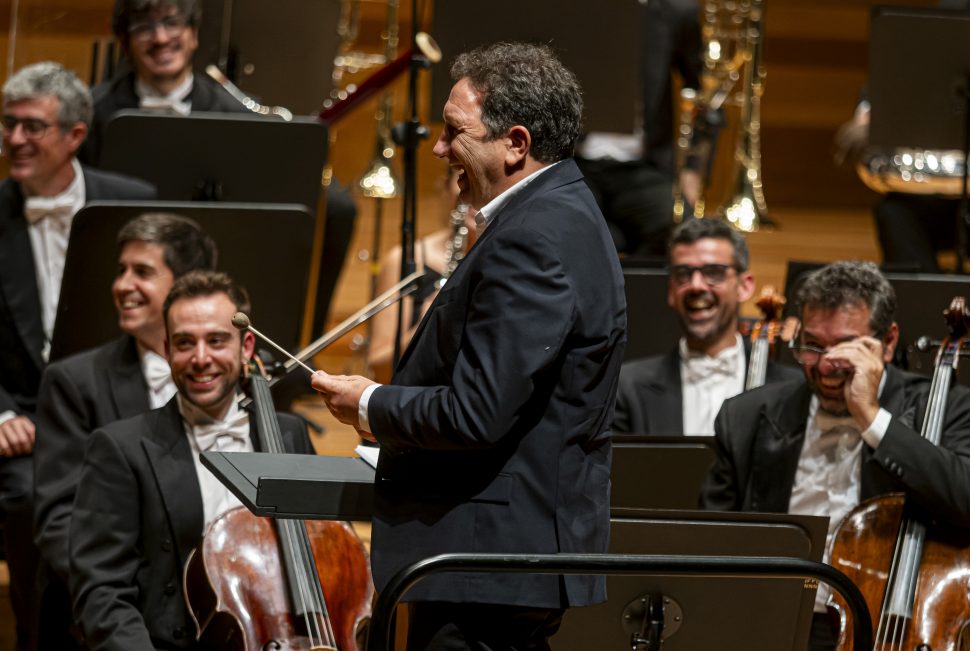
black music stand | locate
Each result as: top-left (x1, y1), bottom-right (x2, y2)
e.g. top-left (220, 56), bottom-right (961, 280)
top-left (200, 452), bottom-right (375, 521)
top-left (869, 6), bottom-right (970, 269)
top-left (49, 201), bottom-right (313, 362)
top-left (611, 435), bottom-right (715, 510)
top-left (623, 267), bottom-right (682, 360)
top-left (431, 0), bottom-right (640, 133)
top-left (99, 112), bottom-right (327, 213)
top-left (552, 509), bottom-right (827, 651)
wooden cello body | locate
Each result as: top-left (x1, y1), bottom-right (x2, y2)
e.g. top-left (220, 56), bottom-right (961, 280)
top-left (829, 297), bottom-right (970, 651)
top-left (184, 508), bottom-right (372, 650)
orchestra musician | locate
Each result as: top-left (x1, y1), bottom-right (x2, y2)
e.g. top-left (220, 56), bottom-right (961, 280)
top-left (311, 42), bottom-right (626, 650)
top-left (80, 0), bottom-right (358, 348)
top-left (613, 218), bottom-right (799, 436)
top-left (699, 260), bottom-right (970, 650)
top-left (69, 271), bottom-right (313, 650)
top-left (0, 61), bottom-right (155, 650)
top-left (32, 212), bottom-right (216, 649)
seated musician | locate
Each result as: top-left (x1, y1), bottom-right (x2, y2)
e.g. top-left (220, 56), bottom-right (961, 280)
top-left (699, 260), bottom-right (970, 650)
top-left (81, 0), bottom-right (358, 342)
top-left (612, 218), bottom-right (799, 435)
top-left (32, 212), bottom-right (216, 649)
top-left (0, 61), bottom-right (154, 649)
top-left (69, 270), bottom-right (314, 650)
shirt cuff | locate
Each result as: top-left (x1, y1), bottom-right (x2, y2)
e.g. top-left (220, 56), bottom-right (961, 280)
top-left (0, 410), bottom-right (16, 427)
top-left (358, 383), bottom-right (381, 434)
top-left (861, 407), bottom-right (891, 448)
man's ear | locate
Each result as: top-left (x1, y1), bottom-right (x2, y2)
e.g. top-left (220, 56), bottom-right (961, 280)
top-left (882, 321), bottom-right (900, 363)
top-left (505, 125), bottom-right (531, 166)
top-left (66, 122), bottom-right (88, 153)
top-left (242, 330), bottom-right (256, 362)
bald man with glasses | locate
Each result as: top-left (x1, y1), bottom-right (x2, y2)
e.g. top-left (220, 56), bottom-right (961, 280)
top-left (613, 218), bottom-right (799, 436)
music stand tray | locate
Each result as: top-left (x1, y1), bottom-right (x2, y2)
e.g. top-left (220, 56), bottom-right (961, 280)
top-left (611, 435), bottom-right (715, 510)
top-left (622, 267), bottom-right (681, 360)
top-left (201, 452), bottom-right (375, 521)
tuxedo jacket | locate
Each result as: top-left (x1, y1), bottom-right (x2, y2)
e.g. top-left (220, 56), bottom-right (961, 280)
top-left (612, 345), bottom-right (802, 434)
top-left (81, 72), bottom-right (249, 166)
top-left (0, 169), bottom-right (155, 418)
top-left (34, 335), bottom-right (150, 581)
top-left (69, 397), bottom-right (313, 651)
top-left (368, 159), bottom-right (627, 608)
top-left (698, 366), bottom-right (970, 529)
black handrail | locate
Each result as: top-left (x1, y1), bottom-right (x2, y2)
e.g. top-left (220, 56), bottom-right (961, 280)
top-left (367, 553), bottom-right (872, 651)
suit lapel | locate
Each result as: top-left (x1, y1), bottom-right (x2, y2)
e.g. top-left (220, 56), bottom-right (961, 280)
top-left (142, 400), bottom-right (205, 562)
top-left (107, 336), bottom-right (151, 419)
top-left (641, 348), bottom-right (684, 433)
top-left (861, 366), bottom-right (914, 497)
top-left (0, 181), bottom-right (45, 369)
top-left (748, 381), bottom-right (813, 511)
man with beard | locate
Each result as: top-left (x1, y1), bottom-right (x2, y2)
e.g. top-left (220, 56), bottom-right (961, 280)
top-left (69, 270), bottom-right (313, 650)
top-left (0, 61), bottom-right (154, 650)
top-left (699, 260), bottom-right (970, 650)
top-left (33, 212), bottom-right (216, 650)
top-left (613, 218), bottom-right (798, 435)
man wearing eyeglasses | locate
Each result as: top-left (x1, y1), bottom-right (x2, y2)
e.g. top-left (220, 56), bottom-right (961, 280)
top-left (613, 218), bottom-right (799, 435)
top-left (699, 260), bottom-right (970, 650)
top-left (0, 61), bottom-right (154, 651)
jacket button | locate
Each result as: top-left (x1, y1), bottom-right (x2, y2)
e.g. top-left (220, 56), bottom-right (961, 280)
top-left (164, 583), bottom-right (176, 596)
top-left (161, 539), bottom-right (173, 552)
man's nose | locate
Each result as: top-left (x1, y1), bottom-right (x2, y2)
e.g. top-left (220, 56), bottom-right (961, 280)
top-left (432, 132), bottom-right (448, 159)
top-left (687, 269), bottom-right (708, 290)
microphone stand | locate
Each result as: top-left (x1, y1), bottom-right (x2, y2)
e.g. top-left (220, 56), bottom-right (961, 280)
top-left (390, 0), bottom-right (436, 367)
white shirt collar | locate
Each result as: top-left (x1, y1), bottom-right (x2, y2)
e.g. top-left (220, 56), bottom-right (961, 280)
top-left (136, 72), bottom-right (194, 102)
top-left (475, 161), bottom-right (560, 232)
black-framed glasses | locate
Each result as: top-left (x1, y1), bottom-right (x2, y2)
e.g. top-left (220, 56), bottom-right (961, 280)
top-left (788, 341), bottom-right (829, 366)
top-left (1, 116), bottom-right (56, 140)
top-left (669, 263), bottom-right (738, 286)
top-left (128, 14), bottom-right (189, 42)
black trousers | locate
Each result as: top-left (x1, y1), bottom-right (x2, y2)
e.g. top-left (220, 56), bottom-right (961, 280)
top-left (0, 455), bottom-right (40, 651)
top-left (406, 602), bottom-right (566, 651)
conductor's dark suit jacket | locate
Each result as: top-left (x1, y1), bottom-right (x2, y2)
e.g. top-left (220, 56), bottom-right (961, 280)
top-left (34, 335), bottom-right (150, 582)
top-left (69, 398), bottom-right (313, 651)
top-left (0, 167), bottom-right (155, 418)
top-left (368, 159), bottom-right (627, 608)
top-left (698, 367), bottom-right (970, 529)
top-left (613, 346), bottom-right (801, 434)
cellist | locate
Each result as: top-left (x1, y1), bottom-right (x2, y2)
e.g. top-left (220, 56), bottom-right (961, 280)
top-left (69, 271), bottom-right (314, 650)
top-left (699, 260), bottom-right (970, 651)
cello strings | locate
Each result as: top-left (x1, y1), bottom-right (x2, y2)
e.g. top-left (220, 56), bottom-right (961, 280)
top-left (282, 518), bottom-right (332, 647)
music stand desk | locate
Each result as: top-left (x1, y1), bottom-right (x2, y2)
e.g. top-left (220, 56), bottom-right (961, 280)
top-left (611, 435), bottom-right (715, 510)
top-left (201, 452), bottom-right (374, 521)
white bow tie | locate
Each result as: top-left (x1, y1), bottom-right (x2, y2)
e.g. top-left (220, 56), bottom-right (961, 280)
top-left (142, 354), bottom-right (171, 394)
top-left (24, 196), bottom-right (75, 225)
top-left (683, 350), bottom-right (739, 381)
top-left (140, 96), bottom-right (191, 116)
top-left (191, 412), bottom-right (250, 452)
top-left (814, 409), bottom-right (862, 461)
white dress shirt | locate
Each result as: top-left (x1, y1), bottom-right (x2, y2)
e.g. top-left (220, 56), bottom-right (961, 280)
top-left (680, 334), bottom-right (746, 436)
top-left (179, 395), bottom-right (251, 529)
top-left (138, 345), bottom-right (177, 409)
top-left (24, 158), bottom-right (86, 362)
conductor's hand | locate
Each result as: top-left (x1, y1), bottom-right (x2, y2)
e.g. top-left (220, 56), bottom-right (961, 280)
top-left (0, 415), bottom-right (35, 457)
top-left (311, 371), bottom-right (377, 442)
top-left (821, 336), bottom-right (884, 431)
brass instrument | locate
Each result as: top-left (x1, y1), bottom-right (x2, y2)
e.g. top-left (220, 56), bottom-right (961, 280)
top-left (358, 0), bottom-right (400, 199)
top-left (437, 203), bottom-right (470, 289)
top-left (205, 65), bottom-right (293, 121)
top-left (858, 147), bottom-right (966, 196)
top-left (674, 0), bottom-right (770, 232)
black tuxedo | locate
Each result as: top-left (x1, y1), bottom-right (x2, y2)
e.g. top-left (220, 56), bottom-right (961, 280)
top-left (34, 335), bottom-right (150, 581)
top-left (69, 398), bottom-right (313, 651)
top-left (612, 345), bottom-right (802, 434)
top-left (0, 167), bottom-right (153, 650)
top-left (699, 367), bottom-right (970, 529)
top-left (368, 159), bottom-right (627, 608)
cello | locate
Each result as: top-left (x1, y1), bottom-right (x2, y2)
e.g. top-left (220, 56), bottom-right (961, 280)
top-left (184, 361), bottom-right (373, 650)
top-left (828, 297), bottom-right (970, 651)
top-left (743, 285), bottom-right (798, 390)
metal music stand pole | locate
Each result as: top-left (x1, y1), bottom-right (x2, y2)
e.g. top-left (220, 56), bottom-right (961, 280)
top-left (959, 78), bottom-right (970, 273)
top-left (391, 0), bottom-right (434, 368)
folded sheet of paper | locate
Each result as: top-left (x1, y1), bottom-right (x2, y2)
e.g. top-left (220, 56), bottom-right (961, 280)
top-left (355, 444), bottom-right (379, 469)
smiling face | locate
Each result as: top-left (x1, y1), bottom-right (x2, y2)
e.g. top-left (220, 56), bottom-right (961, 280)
top-left (126, 5), bottom-right (198, 90)
top-left (113, 240), bottom-right (175, 352)
top-left (165, 292), bottom-right (254, 420)
top-left (799, 302), bottom-right (895, 415)
top-left (431, 77), bottom-right (512, 210)
top-left (667, 237), bottom-right (754, 354)
top-left (3, 95), bottom-right (86, 196)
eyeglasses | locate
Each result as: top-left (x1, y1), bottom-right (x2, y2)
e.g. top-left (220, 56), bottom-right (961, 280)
top-left (1, 116), bottom-right (56, 140)
top-left (788, 341), bottom-right (830, 366)
top-left (669, 264), bottom-right (738, 286)
top-left (128, 14), bottom-right (189, 42)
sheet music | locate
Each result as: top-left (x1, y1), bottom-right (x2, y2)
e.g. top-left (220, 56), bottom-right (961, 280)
top-left (355, 444), bottom-right (379, 469)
